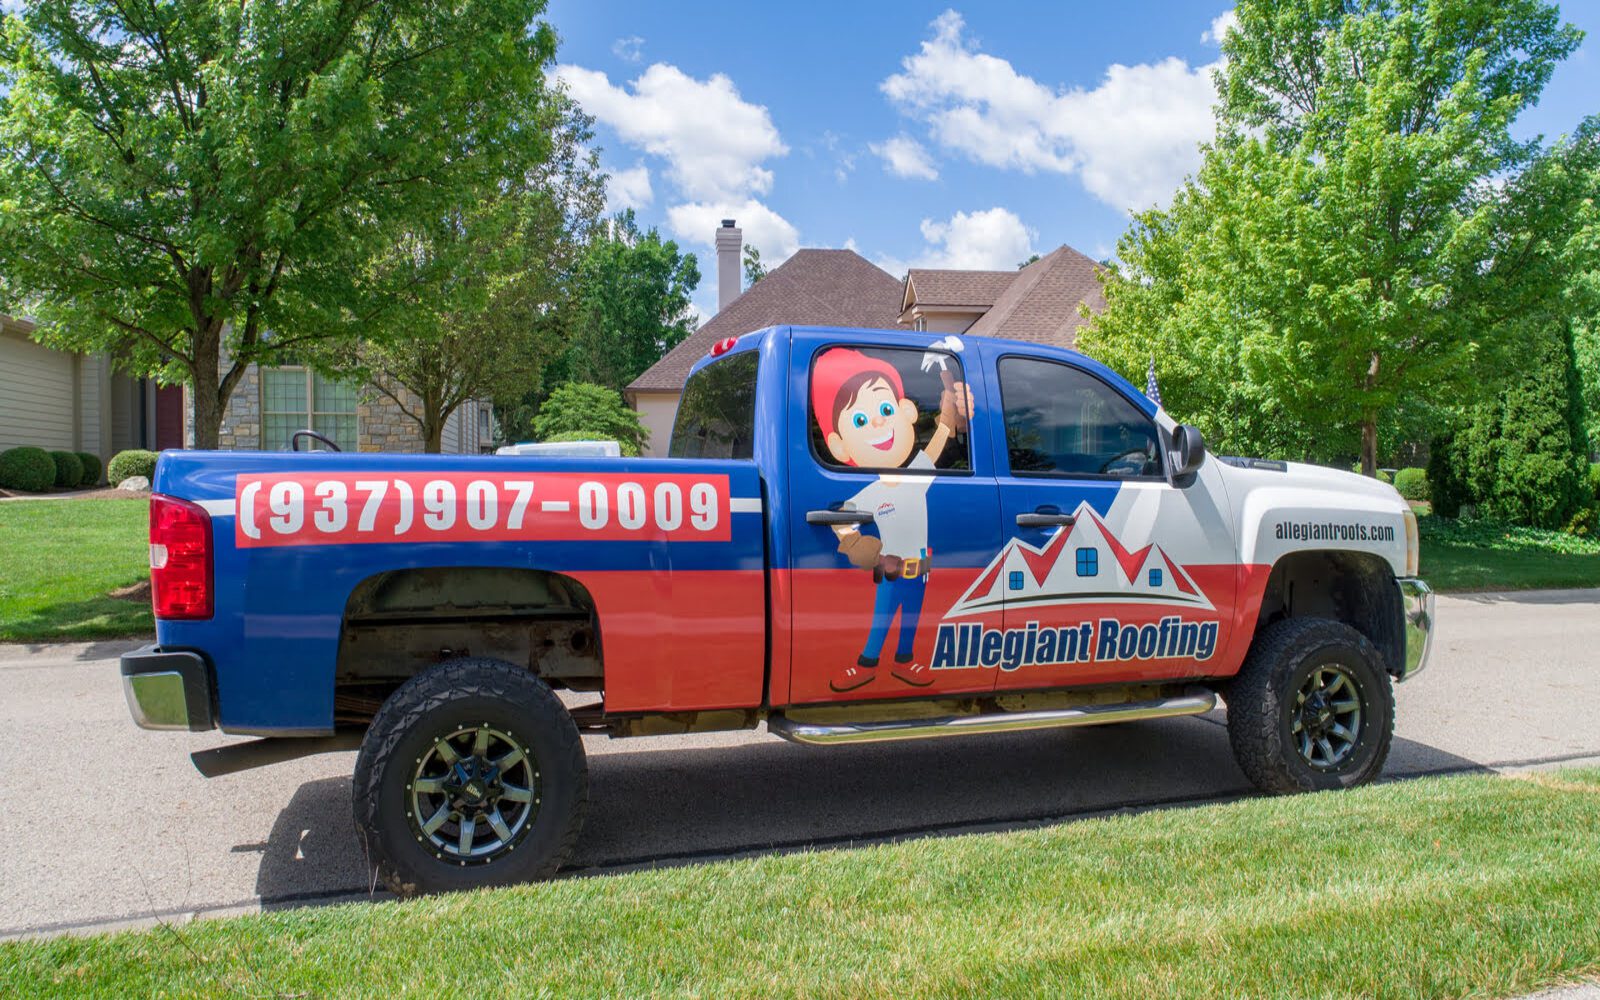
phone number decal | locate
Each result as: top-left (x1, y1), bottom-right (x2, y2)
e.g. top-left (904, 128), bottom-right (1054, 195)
top-left (234, 472), bottom-right (732, 548)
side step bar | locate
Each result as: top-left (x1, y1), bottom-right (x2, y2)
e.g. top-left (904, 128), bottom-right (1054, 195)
top-left (766, 687), bottom-right (1217, 747)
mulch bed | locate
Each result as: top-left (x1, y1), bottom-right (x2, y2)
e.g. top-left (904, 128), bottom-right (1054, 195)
top-left (0, 487), bottom-right (147, 500)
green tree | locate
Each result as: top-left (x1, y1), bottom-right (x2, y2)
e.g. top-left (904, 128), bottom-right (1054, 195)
top-left (556, 211), bottom-right (699, 391)
top-left (1081, 0), bottom-right (1586, 475)
top-left (0, 0), bottom-right (558, 447)
top-left (531, 382), bottom-right (647, 456)
top-left (355, 93), bottom-right (604, 452)
top-left (743, 244), bottom-right (766, 285)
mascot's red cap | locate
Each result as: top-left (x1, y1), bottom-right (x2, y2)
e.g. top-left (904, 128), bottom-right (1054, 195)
top-left (811, 348), bottom-right (904, 444)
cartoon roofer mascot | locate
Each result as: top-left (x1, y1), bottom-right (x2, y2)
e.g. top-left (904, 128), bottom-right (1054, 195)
top-left (812, 346), bottom-right (973, 693)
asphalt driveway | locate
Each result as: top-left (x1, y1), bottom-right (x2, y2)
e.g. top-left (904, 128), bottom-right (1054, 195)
top-left (3, 588), bottom-right (1598, 938)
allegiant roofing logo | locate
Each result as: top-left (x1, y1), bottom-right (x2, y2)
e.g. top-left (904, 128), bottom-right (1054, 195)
top-left (932, 616), bottom-right (1220, 672)
top-left (944, 501), bottom-right (1214, 617)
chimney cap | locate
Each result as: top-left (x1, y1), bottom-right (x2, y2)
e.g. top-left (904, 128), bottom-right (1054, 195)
top-left (720, 219), bottom-right (737, 228)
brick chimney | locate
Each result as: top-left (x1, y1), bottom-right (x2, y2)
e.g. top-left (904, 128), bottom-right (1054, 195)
top-left (715, 219), bottom-right (742, 312)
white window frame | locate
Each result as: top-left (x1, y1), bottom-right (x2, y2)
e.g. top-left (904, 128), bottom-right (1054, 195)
top-left (260, 366), bottom-right (359, 450)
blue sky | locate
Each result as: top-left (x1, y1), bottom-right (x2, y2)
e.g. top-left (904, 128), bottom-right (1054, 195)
top-left (546, 1), bottom-right (1599, 321)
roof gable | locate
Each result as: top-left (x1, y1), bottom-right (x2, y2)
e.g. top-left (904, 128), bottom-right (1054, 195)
top-left (628, 249), bottom-right (904, 393)
top-left (964, 246), bottom-right (1106, 349)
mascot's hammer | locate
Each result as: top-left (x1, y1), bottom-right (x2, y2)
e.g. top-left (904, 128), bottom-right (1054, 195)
top-left (921, 335), bottom-right (967, 432)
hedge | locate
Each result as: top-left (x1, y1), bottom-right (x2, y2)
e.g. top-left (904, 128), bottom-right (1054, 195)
top-left (1392, 467), bottom-right (1429, 502)
top-left (76, 452), bottom-right (103, 486)
top-left (107, 449), bottom-right (158, 485)
top-left (543, 429), bottom-right (641, 457)
top-left (48, 450), bottom-right (85, 489)
top-left (0, 446), bottom-right (57, 493)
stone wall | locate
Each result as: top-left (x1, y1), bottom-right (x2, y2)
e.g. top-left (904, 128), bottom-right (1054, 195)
top-left (214, 365), bottom-right (262, 450)
top-left (357, 382), bottom-right (428, 453)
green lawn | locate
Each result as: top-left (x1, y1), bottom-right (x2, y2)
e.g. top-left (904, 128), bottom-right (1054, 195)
top-left (0, 498), bottom-right (152, 642)
top-left (4, 770), bottom-right (1600, 999)
top-left (1418, 509), bottom-right (1600, 592)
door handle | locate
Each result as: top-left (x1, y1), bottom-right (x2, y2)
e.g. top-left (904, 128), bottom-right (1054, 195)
top-left (806, 508), bottom-right (874, 526)
top-left (1016, 510), bottom-right (1076, 528)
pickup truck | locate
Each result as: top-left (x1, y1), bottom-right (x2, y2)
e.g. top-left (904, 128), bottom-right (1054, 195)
top-left (123, 325), bottom-right (1434, 895)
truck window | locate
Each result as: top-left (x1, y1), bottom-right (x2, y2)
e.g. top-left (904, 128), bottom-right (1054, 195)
top-left (808, 345), bottom-right (970, 473)
top-left (998, 357), bottom-right (1161, 478)
top-left (668, 351), bottom-right (759, 460)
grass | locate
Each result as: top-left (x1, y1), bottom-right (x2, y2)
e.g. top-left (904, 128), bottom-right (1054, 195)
top-left (4, 769), bottom-right (1600, 998)
top-left (0, 498), bottom-right (152, 642)
top-left (1418, 506), bottom-right (1600, 592)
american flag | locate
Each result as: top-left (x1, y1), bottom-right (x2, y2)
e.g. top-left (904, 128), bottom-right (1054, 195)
top-left (1145, 356), bottom-right (1162, 406)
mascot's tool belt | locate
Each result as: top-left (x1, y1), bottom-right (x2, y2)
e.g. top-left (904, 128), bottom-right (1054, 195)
top-left (874, 554), bottom-right (931, 583)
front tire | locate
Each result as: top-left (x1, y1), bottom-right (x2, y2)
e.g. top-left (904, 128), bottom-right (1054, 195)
top-left (353, 657), bottom-right (587, 896)
top-left (1226, 618), bottom-right (1394, 795)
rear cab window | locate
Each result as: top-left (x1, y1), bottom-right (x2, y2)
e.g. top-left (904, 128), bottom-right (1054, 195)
top-left (669, 351), bottom-right (760, 460)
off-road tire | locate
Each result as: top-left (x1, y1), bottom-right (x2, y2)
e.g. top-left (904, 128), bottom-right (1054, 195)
top-left (1226, 617), bottom-right (1394, 795)
top-left (353, 657), bottom-right (587, 896)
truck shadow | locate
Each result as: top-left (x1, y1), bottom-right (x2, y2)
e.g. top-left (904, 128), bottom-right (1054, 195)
top-left (251, 715), bottom-right (1483, 908)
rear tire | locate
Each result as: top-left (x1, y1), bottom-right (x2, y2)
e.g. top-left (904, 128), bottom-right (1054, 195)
top-left (352, 657), bottom-right (587, 896)
top-left (1226, 617), bottom-right (1394, 795)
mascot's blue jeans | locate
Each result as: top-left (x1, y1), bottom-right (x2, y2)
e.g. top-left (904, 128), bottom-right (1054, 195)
top-left (861, 575), bottom-right (926, 663)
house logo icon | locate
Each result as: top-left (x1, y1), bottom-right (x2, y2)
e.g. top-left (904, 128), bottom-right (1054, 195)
top-left (944, 502), bottom-right (1214, 617)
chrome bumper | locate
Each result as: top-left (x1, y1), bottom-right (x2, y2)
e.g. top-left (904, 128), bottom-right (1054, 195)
top-left (121, 645), bottom-right (215, 731)
top-left (1397, 578), bottom-right (1434, 680)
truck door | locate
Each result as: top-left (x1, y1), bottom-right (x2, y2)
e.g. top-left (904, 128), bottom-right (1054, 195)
top-left (782, 329), bottom-right (1005, 705)
top-left (968, 353), bottom-right (1239, 690)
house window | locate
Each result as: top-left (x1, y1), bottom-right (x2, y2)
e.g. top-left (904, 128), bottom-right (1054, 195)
top-left (913, 315), bottom-right (927, 332)
top-left (1076, 547), bottom-right (1098, 577)
top-left (261, 368), bottom-right (358, 451)
top-left (1148, 568), bottom-right (1162, 587)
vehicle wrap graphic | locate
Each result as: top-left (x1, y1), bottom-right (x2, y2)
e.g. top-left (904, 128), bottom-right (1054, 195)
top-left (233, 471), bottom-right (732, 547)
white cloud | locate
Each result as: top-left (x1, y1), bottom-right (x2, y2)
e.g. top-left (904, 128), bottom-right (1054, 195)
top-left (611, 35), bottom-right (644, 63)
top-left (559, 60), bottom-right (802, 271)
top-left (877, 207), bottom-right (1036, 276)
top-left (1201, 10), bottom-right (1238, 44)
top-left (605, 163), bottom-right (653, 212)
top-left (556, 62), bottom-right (787, 204)
top-left (666, 199), bottom-right (801, 265)
top-left (881, 10), bottom-right (1220, 212)
top-left (869, 134), bottom-right (940, 180)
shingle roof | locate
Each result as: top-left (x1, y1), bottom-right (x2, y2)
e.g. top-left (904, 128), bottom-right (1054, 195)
top-left (900, 269), bottom-right (1016, 312)
top-left (964, 245), bottom-right (1106, 348)
top-left (628, 249), bottom-right (905, 393)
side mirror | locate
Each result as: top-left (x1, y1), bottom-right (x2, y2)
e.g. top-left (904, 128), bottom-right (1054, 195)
top-left (1169, 424), bottom-right (1205, 482)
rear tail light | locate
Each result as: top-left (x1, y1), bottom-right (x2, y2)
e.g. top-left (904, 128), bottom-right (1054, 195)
top-left (150, 494), bottom-right (214, 619)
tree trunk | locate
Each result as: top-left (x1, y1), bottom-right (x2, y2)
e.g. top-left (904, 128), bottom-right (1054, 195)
top-left (1360, 415), bottom-right (1378, 478)
top-left (423, 393), bottom-right (444, 453)
top-left (1360, 350), bottom-right (1380, 478)
top-left (190, 348), bottom-right (222, 450)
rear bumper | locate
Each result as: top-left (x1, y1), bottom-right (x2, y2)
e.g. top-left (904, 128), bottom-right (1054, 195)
top-left (1396, 578), bottom-right (1435, 681)
top-left (120, 645), bottom-right (216, 731)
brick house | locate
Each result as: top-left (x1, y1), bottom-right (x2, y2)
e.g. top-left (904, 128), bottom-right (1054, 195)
top-left (625, 221), bottom-right (1109, 456)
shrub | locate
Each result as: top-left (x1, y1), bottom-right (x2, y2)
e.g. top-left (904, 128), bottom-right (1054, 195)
top-left (1566, 504), bottom-right (1599, 539)
top-left (543, 429), bottom-right (641, 457)
top-left (1392, 467), bottom-right (1429, 502)
top-left (1436, 325), bottom-right (1590, 528)
top-left (532, 383), bottom-right (648, 456)
top-left (76, 451), bottom-right (103, 486)
top-left (1589, 462), bottom-right (1600, 500)
top-left (48, 450), bottom-right (85, 488)
top-left (107, 449), bottom-right (158, 484)
top-left (0, 446), bottom-right (58, 492)
top-left (1427, 434), bottom-right (1470, 519)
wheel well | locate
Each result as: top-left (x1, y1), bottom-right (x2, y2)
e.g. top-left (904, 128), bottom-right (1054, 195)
top-left (1252, 551), bottom-right (1404, 676)
top-left (333, 567), bottom-right (602, 726)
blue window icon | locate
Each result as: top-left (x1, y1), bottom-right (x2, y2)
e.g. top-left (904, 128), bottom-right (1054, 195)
top-left (1009, 570), bottom-right (1025, 591)
top-left (1075, 547), bottom-right (1098, 577)
top-left (1149, 568), bottom-right (1163, 587)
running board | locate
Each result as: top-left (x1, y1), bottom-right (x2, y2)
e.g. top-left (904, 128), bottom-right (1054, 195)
top-left (766, 687), bottom-right (1217, 746)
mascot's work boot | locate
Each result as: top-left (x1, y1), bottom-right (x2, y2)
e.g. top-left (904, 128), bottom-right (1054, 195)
top-left (891, 659), bottom-right (933, 687)
top-left (830, 663), bottom-right (878, 693)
